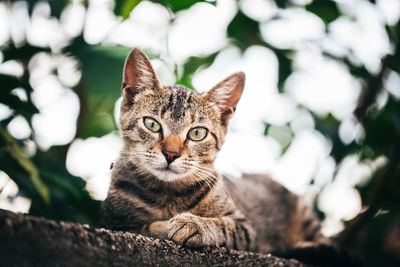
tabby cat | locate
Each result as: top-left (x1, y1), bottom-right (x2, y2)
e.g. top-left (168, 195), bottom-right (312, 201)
top-left (101, 48), bottom-right (350, 264)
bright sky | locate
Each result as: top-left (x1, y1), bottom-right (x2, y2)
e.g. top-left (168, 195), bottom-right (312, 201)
top-left (0, 0), bottom-right (399, 236)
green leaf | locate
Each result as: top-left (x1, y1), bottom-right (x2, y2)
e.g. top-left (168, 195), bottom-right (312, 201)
top-left (227, 10), bottom-right (294, 93)
top-left (323, 52), bottom-right (371, 79)
top-left (274, 0), bottom-right (291, 8)
top-left (275, 50), bottom-right (293, 93)
top-left (36, 170), bottom-right (101, 225)
top-left (362, 97), bottom-right (400, 156)
top-left (0, 123), bottom-right (49, 203)
top-left (79, 102), bottom-right (116, 138)
top-left (7, 0), bottom-right (68, 18)
top-left (306, 0), bottom-right (340, 25)
top-left (0, 44), bottom-right (50, 122)
top-left (31, 150), bottom-right (102, 225)
top-left (0, 74), bottom-right (21, 93)
top-left (66, 43), bottom-right (159, 138)
top-left (227, 10), bottom-right (264, 51)
top-left (263, 123), bottom-right (271, 136)
top-left (155, 0), bottom-right (216, 13)
top-left (66, 44), bottom-right (132, 137)
top-left (114, 0), bottom-right (216, 16)
top-left (311, 112), bottom-right (358, 162)
top-left (1, 43), bottom-right (51, 62)
top-left (177, 52), bottom-right (218, 90)
top-left (23, 0), bottom-right (70, 18)
top-left (267, 124), bottom-right (293, 155)
top-left (114, 0), bottom-right (142, 20)
top-left (74, 45), bottom-right (132, 100)
top-left (0, 93), bottom-right (39, 122)
top-left (48, 0), bottom-right (70, 18)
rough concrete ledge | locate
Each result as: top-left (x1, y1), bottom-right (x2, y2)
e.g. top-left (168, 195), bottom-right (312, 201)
top-left (0, 209), bottom-right (306, 267)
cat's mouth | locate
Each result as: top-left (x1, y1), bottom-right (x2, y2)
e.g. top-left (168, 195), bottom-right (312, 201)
top-left (148, 166), bottom-right (191, 182)
top-left (139, 157), bottom-right (190, 181)
top-left (158, 166), bottom-right (179, 174)
top-left (143, 161), bottom-right (194, 182)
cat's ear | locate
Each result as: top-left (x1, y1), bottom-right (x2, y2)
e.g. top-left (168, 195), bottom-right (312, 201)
top-left (122, 48), bottom-right (161, 106)
top-left (205, 72), bottom-right (245, 125)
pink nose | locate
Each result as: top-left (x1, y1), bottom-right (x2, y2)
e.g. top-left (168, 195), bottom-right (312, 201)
top-left (162, 149), bottom-right (180, 164)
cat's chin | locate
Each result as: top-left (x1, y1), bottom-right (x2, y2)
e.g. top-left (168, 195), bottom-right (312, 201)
top-left (148, 168), bottom-right (191, 182)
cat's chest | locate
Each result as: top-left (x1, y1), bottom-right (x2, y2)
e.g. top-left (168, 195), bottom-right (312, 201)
top-left (146, 198), bottom-right (185, 221)
top-left (153, 194), bottom-right (193, 217)
top-left (150, 189), bottom-right (227, 221)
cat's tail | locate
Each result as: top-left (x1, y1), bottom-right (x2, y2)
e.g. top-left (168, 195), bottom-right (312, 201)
top-left (291, 198), bottom-right (331, 246)
top-left (280, 200), bottom-right (363, 266)
top-left (275, 244), bottom-right (363, 267)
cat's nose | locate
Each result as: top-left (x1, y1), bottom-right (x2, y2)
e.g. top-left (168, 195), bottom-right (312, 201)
top-left (162, 149), bottom-right (180, 164)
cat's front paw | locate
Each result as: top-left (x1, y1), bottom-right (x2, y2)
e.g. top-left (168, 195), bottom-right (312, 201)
top-left (167, 213), bottom-right (218, 248)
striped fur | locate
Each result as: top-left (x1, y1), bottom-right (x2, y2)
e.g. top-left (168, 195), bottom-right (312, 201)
top-left (101, 48), bottom-right (329, 254)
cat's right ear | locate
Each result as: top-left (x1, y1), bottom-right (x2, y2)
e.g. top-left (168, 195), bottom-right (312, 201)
top-left (205, 72), bottom-right (245, 126)
top-left (122, 48), bottom-right (161, 106)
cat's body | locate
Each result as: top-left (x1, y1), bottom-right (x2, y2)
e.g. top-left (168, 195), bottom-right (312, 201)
top-left (103, 158), bottom-right (327, 253)
top-left (101, 48), bottom-right (334, 259)
top-left (223, 173), bottom-right (328, 253)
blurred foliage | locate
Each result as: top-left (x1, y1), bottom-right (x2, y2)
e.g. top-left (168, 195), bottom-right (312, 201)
top-left (176, 52), bottom-right (218, 89)
top-left (227, 10), bottom-right (293, 92)
top-left (114, 0), bottom-right (216, 19)
top-left (0, 0), bottom-right (399, 265)
top-left (0, 124), bottom-right (48, 203)
top-left (114, 0), bottom-right (142, 19)
top-left (305, 0), bottom-right (340, 26)
top-left (66, 39), bottom-right (132, 138)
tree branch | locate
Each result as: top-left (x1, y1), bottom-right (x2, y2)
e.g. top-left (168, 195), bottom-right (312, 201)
top-left (354, 21), bottom-right (400, 122)
top-left (0, 209), bottom-right (306, 267)
top-left (353, 58), bottom-right (388, 122)
top-left (337, 22), bottom-right (400, 245)
top-left (336, 143), bottom-right (400, 246)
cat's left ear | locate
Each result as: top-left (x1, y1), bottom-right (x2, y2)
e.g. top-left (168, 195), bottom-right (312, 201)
top-left (205, 72), bottom-right (245, 125)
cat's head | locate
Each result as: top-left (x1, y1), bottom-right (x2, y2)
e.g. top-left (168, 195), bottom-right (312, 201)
top-left (119, 48), bottom-right (244, 182)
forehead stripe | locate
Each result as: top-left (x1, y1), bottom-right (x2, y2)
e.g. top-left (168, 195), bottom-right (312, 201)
top-left (161, 93), bottom-right (174, 116)
top-left (187, 93), bottom-right (192, 104)
top-left (171, 90), bottom-right (187, 121)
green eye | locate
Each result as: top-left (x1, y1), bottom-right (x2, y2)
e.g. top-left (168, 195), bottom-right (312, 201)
top-left (144, 117), bottom-right (161, 132)
top-left (188, 127), bottom-right (208, 141)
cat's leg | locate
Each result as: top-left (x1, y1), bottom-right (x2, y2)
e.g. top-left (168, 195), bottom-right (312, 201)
top-left (167, 212), bottom-right (256, 251)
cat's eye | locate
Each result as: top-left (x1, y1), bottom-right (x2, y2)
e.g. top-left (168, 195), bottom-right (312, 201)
top-left (188, 127), bottom-right (208, 141)
top-left (143, 117), bottom-right (161, 132)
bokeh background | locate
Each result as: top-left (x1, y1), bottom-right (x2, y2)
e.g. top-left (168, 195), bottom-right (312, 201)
top-left (0, 0), bottom-right (399, 265)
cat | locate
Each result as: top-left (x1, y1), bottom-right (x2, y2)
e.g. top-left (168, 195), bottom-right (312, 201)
top-left (101, 48), bottom-right (358, 265)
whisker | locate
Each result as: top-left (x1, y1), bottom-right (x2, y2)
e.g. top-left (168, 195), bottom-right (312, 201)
top-left (190, 170), bottom-right (216, 206)
top-left (187, 163), bottom-right (236, 204)
top-left (192, 162), bottom-right (244, 197)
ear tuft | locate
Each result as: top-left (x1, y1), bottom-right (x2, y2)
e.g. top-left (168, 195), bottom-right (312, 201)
top-left (122, 48), bottom-right (160, 106)
top-left (205, 72), bottom-right (245, 125)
